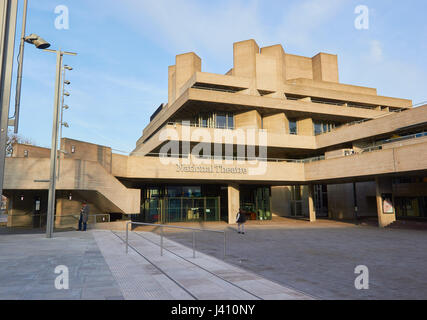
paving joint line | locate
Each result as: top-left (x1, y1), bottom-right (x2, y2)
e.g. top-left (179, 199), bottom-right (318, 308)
top-left (110, 230), bottom-right (198, 300)
top-left (130, 231), bottom-right (264, 300)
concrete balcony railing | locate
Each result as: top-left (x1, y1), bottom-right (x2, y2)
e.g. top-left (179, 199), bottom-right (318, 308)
top-left (4, 158), bottom-right (140, 214)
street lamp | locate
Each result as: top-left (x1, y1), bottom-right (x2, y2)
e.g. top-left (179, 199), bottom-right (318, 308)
top-left (43, 48), bottom-right (76, 239)
top-left (24, 33), bottom-right (50, 49)
top-left (57, 64), bottom-right (73, 181)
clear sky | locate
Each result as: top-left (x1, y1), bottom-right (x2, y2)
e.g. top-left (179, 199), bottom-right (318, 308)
top-left (10, 0), bottom-right (427, 153)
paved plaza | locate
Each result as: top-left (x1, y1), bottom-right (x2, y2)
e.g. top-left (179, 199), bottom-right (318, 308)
top-left (1, 219), bottom-right (427, 300)
top-left (0, 227), bottom-right (311, 300)
top-left (158, 219), bottom-right (427, 300)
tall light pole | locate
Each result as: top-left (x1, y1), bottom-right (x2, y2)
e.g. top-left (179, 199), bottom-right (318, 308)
top-left (12, 0), bottom-right (50, 134)
top-left (57, 65), bottom-right (72, 180)
top-left (42, 49), bottom-right (77, 239)
top-left (11, 0), bottom-right (28, 134)
top-left (0, 0), bottom-right (18, 200)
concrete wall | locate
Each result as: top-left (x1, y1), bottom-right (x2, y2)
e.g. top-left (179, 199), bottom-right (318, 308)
top-left (285, 54), bottom-right (313, 80)
top-left (4, 158), bottom-right (140, 215)
top-left (327, 182), bottom-right (377, 220)
top-left (12, 144), bottom-right (50, 158)
top-left (271, 186), bottom-right (309, 218)
top-left (235, 110), bottom-right (262, 130)
top-left (305, 141), bottom-right (427, 181)
top-left (312, 53), bottom-right (339, 83)
top-left (297, 118), bottom-right (314, 136)
top-left (168, 52), bottom-right (201, 104)
top-left (61, 138), bottom-right (112, 174)
top-left (263, 113), bottom-right (288, 133)
top-left (233, 39), bottom-right (259, 78)
top-left (259, 45), bottom-right (286, 86)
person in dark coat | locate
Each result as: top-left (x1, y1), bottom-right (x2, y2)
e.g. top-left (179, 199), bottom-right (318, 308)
top-left (78, 201), bottom-right (90, 231)
top-left (236, 208), bottom-right (247, 234)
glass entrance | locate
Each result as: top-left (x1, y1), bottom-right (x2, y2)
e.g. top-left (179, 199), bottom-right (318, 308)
top-left (240, 186), bottom-right (272, 221)
top-left (139, 185), bottom-right (221, 224)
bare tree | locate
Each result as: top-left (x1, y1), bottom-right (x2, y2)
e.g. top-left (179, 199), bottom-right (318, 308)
top-left (6, 130), bottom-right (35, 157)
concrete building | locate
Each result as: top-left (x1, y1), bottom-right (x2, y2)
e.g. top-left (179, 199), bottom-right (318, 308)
top-left (4, 39), bottom-right (427, 229)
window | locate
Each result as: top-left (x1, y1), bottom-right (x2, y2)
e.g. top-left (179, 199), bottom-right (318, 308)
top-left (227, 114), bottom-right (234, 129)
top-left (314, 121), bottom-right (338, 135)
top-left (289, 119), bottom-right (297, 135)
top-left (216, 113), bottom-right (227, 129)
top-left (195, 112), bottom-right (234, 129)
top-left (314, 123), bottom-right (322, 135)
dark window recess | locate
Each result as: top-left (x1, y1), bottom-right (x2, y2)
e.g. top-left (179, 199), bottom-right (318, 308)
top-left (289, 119), bottom-right (297, 135)
top-left (150, 104), bottom-right (164, 122)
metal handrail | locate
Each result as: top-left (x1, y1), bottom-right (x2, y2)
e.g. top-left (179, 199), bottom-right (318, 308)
top-left (71, 213), bottom-right (111, 224)
top-left (166, 122), bottom-right (235, 130)
top-left (125, 222), bottom-right (226, 260)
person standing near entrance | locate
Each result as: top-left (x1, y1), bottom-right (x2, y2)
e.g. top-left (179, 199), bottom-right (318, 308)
top-left (78, 201), bottom-right (90, 231)
top-left (236, 208), bottom-right (247, 234)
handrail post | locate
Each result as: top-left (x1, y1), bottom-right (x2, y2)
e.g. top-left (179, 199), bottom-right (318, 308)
top-left (192, 230), bottom-right (196, 259)
top-left (126, 222), bottom-right (129, 254)
top-left (223, 231), bottom-right (226, 260)
top-left (160, 226), bottom-right (164, 256)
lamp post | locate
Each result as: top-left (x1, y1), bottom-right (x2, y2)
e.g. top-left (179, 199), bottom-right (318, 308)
top-left (57, 65), bottom-right (72, 180)
top-left (42, 48), bottom-right (76, 239)
top-left (12, 0), bottom-right (51, 134)
top-left (0, 0), bottom-right (18, 202)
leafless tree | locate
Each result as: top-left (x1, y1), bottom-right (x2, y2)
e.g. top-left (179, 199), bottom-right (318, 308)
top-left (6, 130), bottom-right (35, 157)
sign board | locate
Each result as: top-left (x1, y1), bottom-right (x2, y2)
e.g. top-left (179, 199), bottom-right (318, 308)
top-left (381, 193), bottom-right (394, 214)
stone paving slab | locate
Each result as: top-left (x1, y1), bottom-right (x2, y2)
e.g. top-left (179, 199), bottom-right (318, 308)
top-left (92, 230), bottom-right (194, 300)
top-left (161, 223), bottom-right (427, 300)
top-left (116, 231), bottom-right (313, 300)
top-left (0, 231), bottom-right (124, 300)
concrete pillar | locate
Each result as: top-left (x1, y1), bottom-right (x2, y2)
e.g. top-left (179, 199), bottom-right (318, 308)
top-left (312, 53), bottom-right (339, 83)
top-left (235, 110), bottom-right (262, 130)
top-left (228, 184), bottom-right (240, 225)
top-left (175, 52), bottom-right (201, 97)
top-left (308, 185), bottom-right (316, 222)
top-left (297, 118), bottom-right (314, 136)
top-left (375, 177), bottom-right (396, 228)
top-left (263, 113), bottom-right (288, 134)
top-left (260, 44), bottom-right (287, 84)
top-left (168, 65), bottom-right (176, 105)
top-left (233, 39), bottom-right (259, 78)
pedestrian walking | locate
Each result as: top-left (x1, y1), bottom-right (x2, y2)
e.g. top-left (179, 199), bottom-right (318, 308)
top-left (236, 208), bottom-right (247, 234)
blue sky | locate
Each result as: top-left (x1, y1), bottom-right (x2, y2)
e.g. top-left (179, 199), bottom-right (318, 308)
top-left (10, 0), bottom-right (427, 152)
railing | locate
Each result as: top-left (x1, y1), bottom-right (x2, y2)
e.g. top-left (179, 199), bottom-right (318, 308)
top-left (143, 152), bottom-right (318, 163)
top-left (191, 85), bottom-right (243, 94)
top-left (71, 213), bottom-right (111, 224)
top-left (167, 122), bottom-right (235, 130)
top-left (6, 213), bottom-right (111, 228)
top-left (125, 222), bottom-right (226, 260)
top-left (361, 132), bottom-right (427, 153)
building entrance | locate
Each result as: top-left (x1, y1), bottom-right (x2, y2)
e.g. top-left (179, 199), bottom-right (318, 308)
top-left (137, 185), bottom-right (222, 224)
top-left (240, 186), bottom-right (272, 221)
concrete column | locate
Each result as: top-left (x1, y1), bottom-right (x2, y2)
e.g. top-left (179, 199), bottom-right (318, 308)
top-left (297, 118), bottom-right (314, 136)
top-left (308, 185), bottom-right (316, 222)
top-left (375, 177), bottom-right (396, 228)
top-left (228, 184), bottom-right (240, 225)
